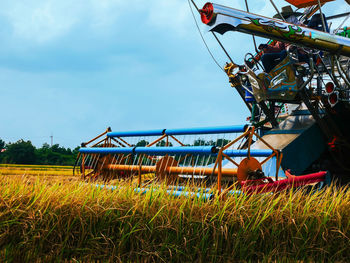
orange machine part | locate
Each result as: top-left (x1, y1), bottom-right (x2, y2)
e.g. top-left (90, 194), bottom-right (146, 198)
top-left (285, 0), bottom-right (334, 8)
top-left (237, 157), bottom-right (262, 182)
top-left (106, 164), bottom-right (238, 176)
top-left (155, 156), bottom-right (179, 181)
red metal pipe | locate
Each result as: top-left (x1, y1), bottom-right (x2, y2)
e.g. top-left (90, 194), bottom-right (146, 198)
top-left (241, 171), bottom-right (327, 194)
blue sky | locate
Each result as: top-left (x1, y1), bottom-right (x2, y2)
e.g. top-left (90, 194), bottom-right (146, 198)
top-left (0, 0), bottom-right (348, 148)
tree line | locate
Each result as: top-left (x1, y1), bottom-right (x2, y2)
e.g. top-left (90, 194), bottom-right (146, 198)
top-left (0, 139), bottom-right (80, 166)
top-left (0, 138), bottom-right (232, 166)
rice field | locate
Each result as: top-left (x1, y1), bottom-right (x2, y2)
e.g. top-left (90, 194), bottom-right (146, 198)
top-left (0, 164), bottom-right (350, 262)
top-left (0, 164), bottom-right (79, 183)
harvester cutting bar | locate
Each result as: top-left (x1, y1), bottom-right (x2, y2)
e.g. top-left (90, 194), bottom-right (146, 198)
top-left (79, 146), bottom-right (273, 157)
top-left (200, 2), bottom-right (350, 57)
top-left (107, 125), bottom-right (247, 137)
top-left (241, 171), bottom-right (327, 194)
top-left (106, 164), bottom-right (238, 176)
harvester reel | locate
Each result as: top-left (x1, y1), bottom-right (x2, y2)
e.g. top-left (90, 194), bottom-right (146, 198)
top-left (155, 156), bottom-right (179, 183)
top-left (83, 153), bottom-right (132, 182)
top-left (82, 154), bottom-right (110, 181)
top-left (237, 157), bottom-right (263, 182)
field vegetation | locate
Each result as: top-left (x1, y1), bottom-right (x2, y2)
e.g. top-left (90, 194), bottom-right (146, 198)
top-left (0, 165), bottom-right (349, 262)
top-left (0, 139), bottom-right (79, 166)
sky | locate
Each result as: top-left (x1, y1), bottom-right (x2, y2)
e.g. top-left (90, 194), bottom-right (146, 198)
top-left (0, 0), bottom-right (348, 148)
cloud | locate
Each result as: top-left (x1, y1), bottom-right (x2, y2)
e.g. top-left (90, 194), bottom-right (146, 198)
top-left (0, 0), bottom-right (347, 148)
top-left (0, 0), bottom-right (196, 45)
top-left (0, 0), bottom-right (82, 44)
top-left (146, 0), bottom-right (193, 36)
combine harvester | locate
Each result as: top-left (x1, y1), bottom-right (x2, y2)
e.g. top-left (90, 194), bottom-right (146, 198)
top-left (76, 0), bottom-right (350, 196)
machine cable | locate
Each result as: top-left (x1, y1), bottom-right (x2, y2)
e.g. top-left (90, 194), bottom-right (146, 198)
top-left (334, 13), bottom-right (350, 33)
top-left (244, 0), bottom-right (259, 54)
top-left (317, 0), bottom-right (327, 32)
top-left (269, 0), bottom-right (286, 22)
top-left (188, 0), bottom-right (223, 72)
top-left (189, 0), bottom-right (235, 65)
top-left (211, 32), bottom-right (234, 64)
top-left (188, 0), bottom-right (252, 111)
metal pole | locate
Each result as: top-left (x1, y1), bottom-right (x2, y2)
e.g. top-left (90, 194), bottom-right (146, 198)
top-left (217, 152), bottom-right (222, 195)
top-left (190, 0), bottom-right (199, 11)
top-left (211, 32), bottom-right (234, 64)
top-left (317, 0), bottom-right (327, 32)
top-left (82, 154), bottom-right (85, 179)
top-left (269, 0), bottom-right (286, 22)
top-left (245, 0), bottom-right (259, 53)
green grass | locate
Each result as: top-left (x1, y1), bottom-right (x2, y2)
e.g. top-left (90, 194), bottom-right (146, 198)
top-left (0, 173), bottom-right (350, 262)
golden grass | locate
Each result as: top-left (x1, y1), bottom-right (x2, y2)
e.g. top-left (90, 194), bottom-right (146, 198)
top-left (0, 164), bottom-right (74, 169)
top-left (0, 165), bottom-right (349, 262)
top-left (0, 164), bottom-right (77, 177)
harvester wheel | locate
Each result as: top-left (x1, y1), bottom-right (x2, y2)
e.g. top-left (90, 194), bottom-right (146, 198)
top-left (237, 157), bottom-right (263, 182)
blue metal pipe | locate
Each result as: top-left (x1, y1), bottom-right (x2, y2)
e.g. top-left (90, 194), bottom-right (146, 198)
top-left (80, 147), bottom-right (273, 158)
top-left (94, 184), bottom-right (243, 200)
top-left (168, 186), bottom-right (243, 195)
top-left (166, 190), bottom-right (213, 200)
top-left (95, 184), bottom-right (118, 190)
top-left (107, 125), bottom-right (247, 138)
top-left (79, 147), bottom-right (135, 154)
top-left (134, 146), bottom-right (217, 155)
top-left (107, 129), bottom-right (165, 138)
top-left (133, 187), bottom-right (213, 199)
top-left (164, 125), bottom-right (247, 135)
top-left (167, 185), bottom-right (212, 193)
top-left (223, 149), bottom-right (273, 157)
top-left (80, 146), bottom-right (218, 155)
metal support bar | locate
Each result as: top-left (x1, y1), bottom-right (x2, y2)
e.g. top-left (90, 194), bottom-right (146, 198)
top-left (106, 164), bottom-right (237, 176)
top-left (82, 154), bottom-right (85, 179)
top-left (299, 90), bottom-right (333, 140)
top-left (83, 128), bottom-right (110, 146)
top-left (110, 137), bottom-right (127, 147)
top-left (259, 102), bottom-right (278, 127)
top-left (335, 56), bottom-right (350, 86)
top-left (317, 0), bottom-right (327, 32)
top-left (117, 137), bottom-right (132, 147)
top-left (269, 0), bottom-right (286, 22)
top-left (217, 151), bottom-right (223, 195)
top-left (170, 135), bottom-right (185, 146)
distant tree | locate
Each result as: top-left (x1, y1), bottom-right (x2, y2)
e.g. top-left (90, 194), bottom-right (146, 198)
top-left (35, 143), bottom-right (78, 166)
top-left (72, 146), bottom-right (80, 155)
top-left (215, 139), bottom-right (230, 147)
top-left (4, 140), bottom-right (36, 164)
top-left (193, 139), bottom-right (212, 146)
top-left (42, 143), bottom-right (50, 149)
top-left (136, 140), bottom-right (149, 147)
top-left (0, 137), bottom-right (83, 166)
top-left (156, 140), bottom-right (173, 147)
top-left (0, 139), bottom-right (5, 150)
top-left (0, 139), bottom-right (6, 162)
